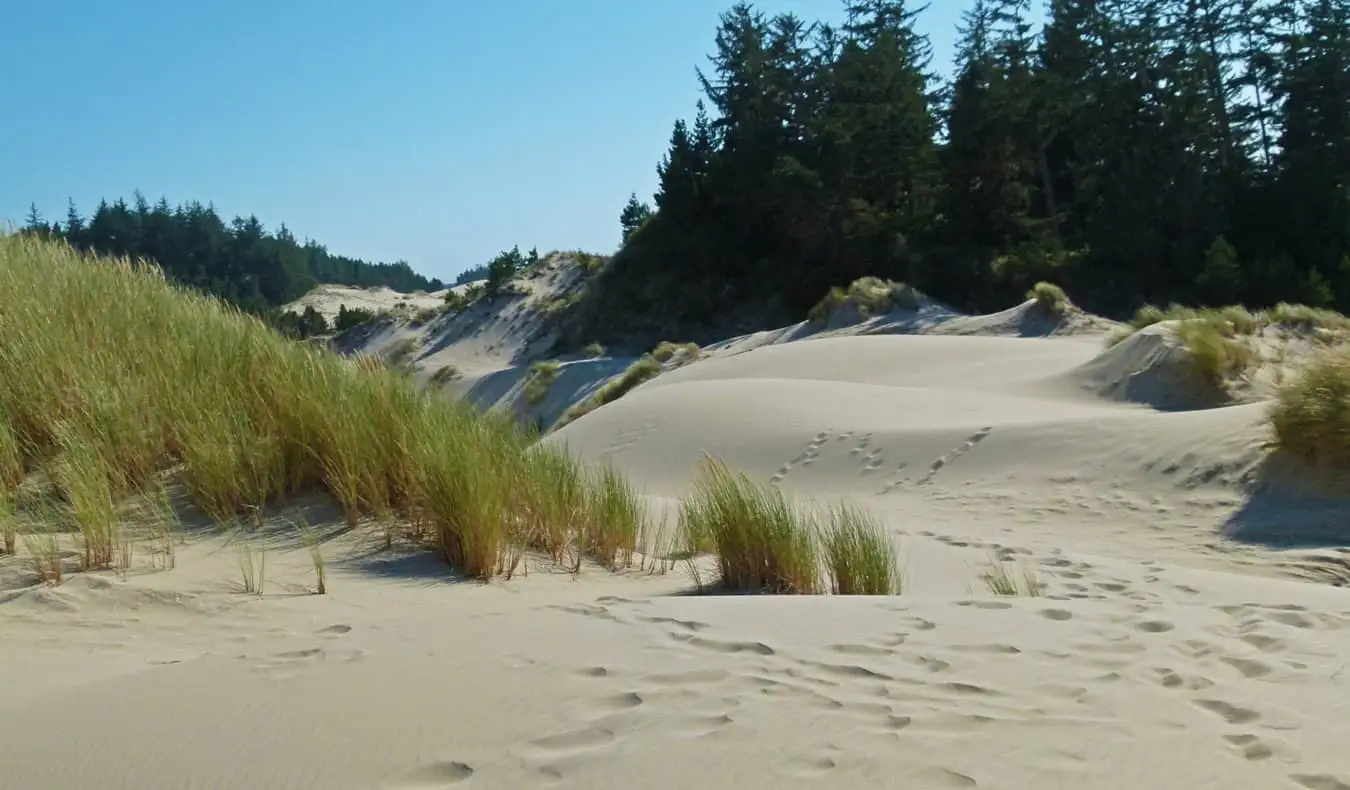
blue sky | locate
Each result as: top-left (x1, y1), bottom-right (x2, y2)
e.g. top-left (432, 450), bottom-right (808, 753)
top-left (2, 1), bottom-right (1020, 282)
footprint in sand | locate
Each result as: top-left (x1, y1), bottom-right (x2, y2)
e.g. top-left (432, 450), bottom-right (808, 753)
top-left (1193, 698), bottom-right (1262, 725)
top-left (519, 726), bottom-right (618, 759)
top-left (776, 753), bottom-right (838, 779)
top-left (1290, 775), bottom-right (1350, 790)
top-left (1221, 732), bottom-right (1297, 762)
top-left (672, 712), bottom-right (734, 739)
top-left (382, 761), bottom-right (475, 787)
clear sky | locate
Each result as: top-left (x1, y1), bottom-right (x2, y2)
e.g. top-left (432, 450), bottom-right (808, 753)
top-left (1, 1), bottom-right (1009, 282)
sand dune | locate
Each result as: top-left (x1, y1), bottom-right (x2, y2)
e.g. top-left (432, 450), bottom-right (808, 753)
top-left (5, 267), bottom-right (1350, 789)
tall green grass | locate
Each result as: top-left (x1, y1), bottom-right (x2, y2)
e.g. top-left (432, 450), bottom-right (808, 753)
top-left (821, 504), bottom-right (902, 595)
top-left (1270, 349), bottom-right (1350, 472)
top-left (680, 457), bottom-right (821, 593)
top-left (679, 456), bottom-right (903, 595)
top-left (0, 232), bottom-right (640, 582)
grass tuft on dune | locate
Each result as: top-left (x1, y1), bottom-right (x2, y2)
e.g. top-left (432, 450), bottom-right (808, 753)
top-left (0, 233), bottom-right (627, 581)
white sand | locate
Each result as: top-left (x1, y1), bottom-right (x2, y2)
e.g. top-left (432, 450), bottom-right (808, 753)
top-left (285, 283), bottom-right (452, 324)
top-left (5, 283), bottom-right (1350, 789)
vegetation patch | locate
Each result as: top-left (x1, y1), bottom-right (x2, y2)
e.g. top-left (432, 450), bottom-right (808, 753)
top-left (583, 342), bottom-right (606, 358)
top-left (555, 355), bottom-right (663, 429)
top-left (679, 457), bottom-right (821, 594)
top-left (822, 503), bottom-right (902, 595)
top-left (651, 341), bottom-right (701, 364)
top-left (679, 457), bottom-right (902, 595)
top-left (0, 233), bottom-right (649, 584)
top-left (523, 360), bottom-right (562, 405)
top-left (1026, 281), bottom-right (1071, 316)
top-left (1270, 350), bottom-right (1350, 473)
top-left (807, 277), bottom-right (923, 325)
top-left (430, 364), bottom-right (461, 386)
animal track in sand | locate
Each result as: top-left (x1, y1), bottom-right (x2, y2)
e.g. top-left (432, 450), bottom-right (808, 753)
top-left (249, 646), bottom-right (365, 680)
top-left (640, 615), bottom-right (710, 632)
top-left (671, 712), bottom-right (734, 739)
top-left (1290, 774), bottom-right (1350, 790)
top-left (642, 668), bottom-right (731, 687)
top-left (579, 692), bottom-right (645, 719)
top-left (1147, 667), bottom-right (1216, 691)
top-left (521, 726), bottom-right (618, 758)
top-left (773, 432), bottom-right (835, 483)
top-left (828, 642), bottom-right (897, 657)
top-left (777, 753), bottom-right (839, 779)
top-left (1221, 733), bottom-right (1291, 762)
top-left (1135, 619), bottom-right (1175, 633)
top-left (914, 426), bottom-right (993, 486)
top-left (382, 760), bottom-right (475, 787)
top-left (669, 632), bottom-right (776, 656)
top-left (797, 659), bottom-right (895, 681)
top-left (1038, 608), bottom-right (1074, 622)
top-left (1193, 698), bottom-right (1262, 725)
top-left (317, 624), bottom-right (351, 635)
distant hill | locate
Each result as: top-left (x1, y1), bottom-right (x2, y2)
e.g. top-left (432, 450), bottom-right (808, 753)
top-left (18, 193), bottom-right (443, 313)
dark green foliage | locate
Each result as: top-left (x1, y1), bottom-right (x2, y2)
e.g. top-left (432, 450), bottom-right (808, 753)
top-left (335, 304), bottom-right (377, 332)
top-left (270, 305), bottom-right (330, 339)
top-left (619, 193), bottom-right (653, 243)
top-left (575, 0), bottom-right (1350, 340)
top-left (485, 246), bottom-right (526, 296)
top-left (453, 263), bottom-right (490, 285)
top-left (18, 194), bottom-right (443, 313)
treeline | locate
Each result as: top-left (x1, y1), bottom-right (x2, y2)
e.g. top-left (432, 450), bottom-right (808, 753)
top-left (585, 0), bottom-right (1350, 338)
top-left (18, 194), bottom-right (444, 313)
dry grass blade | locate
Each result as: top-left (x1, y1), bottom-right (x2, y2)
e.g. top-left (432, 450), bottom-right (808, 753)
top-left (237, 541), bottom-right (266, 596)
top-left (581, 462), bottom-right (642, 571)
top-left (24, 522), bottom-right (63, 584)
top-left (296, 520), bottom-right (327, 595)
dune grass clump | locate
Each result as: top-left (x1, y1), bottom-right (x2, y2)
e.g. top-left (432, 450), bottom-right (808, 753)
top-left (430, 364), bottom-right (461, 386)
top-left (1270, 350), bottom-right (1350, 472)
top-left (1109, 303), bottom-right (1258, 386)
top-left (580, 462), bottom-right (642, 570)
top-left (1265, 302), bottom-right (1350, 332)
top-left (556, 355), bottom-right (663, 429)
top-left (680, 457), bottom-right (821, 594)
top-left (1027, 281), bottom-right (1070, 316)
top-left (1175, 317), bottom-right (1255, 387)
top-left (651, 341), bottom-right (700, 364)
top-left (807, 277), bottom-right (923, 325)
top-left (583, 342), bottom-right (606, 358)
top-left (0, 232), bottom-right (643, 583)
top-left (821, 503), bottom-right (901, 595)
top-left (523, 360), bottom-right (562, 405)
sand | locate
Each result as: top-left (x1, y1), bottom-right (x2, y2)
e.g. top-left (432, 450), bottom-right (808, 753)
top-left (5, 274), bottom-right (1350, 789)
